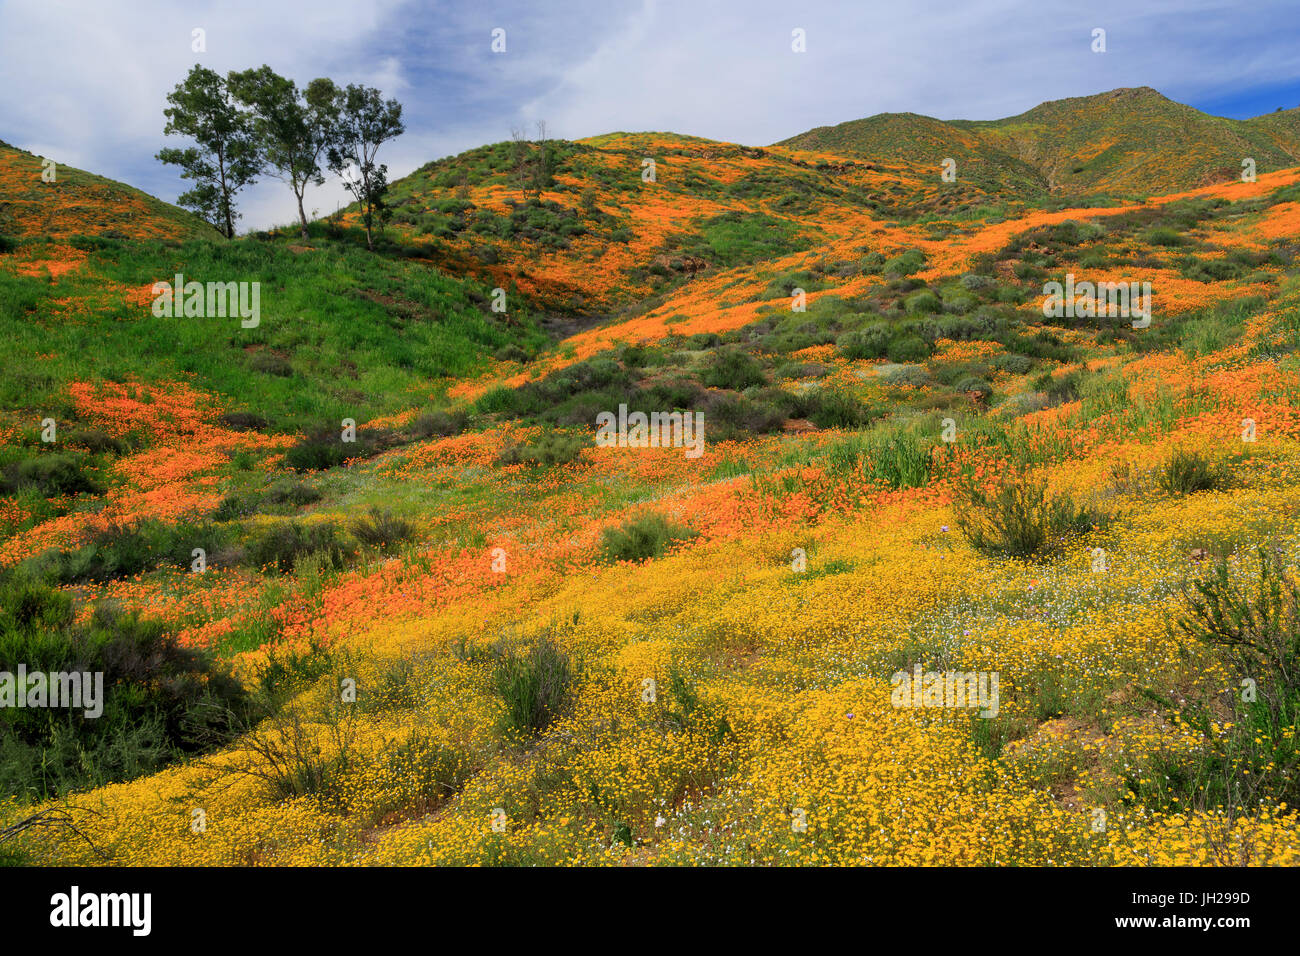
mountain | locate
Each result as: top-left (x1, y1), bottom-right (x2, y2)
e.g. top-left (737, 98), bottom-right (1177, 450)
top-left (778, 87), bottom-right (1300, 198)
top-left (0, 140), bottom-right (223, 242)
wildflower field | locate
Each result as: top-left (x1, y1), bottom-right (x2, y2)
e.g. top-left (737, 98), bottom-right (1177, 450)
top-left (3, 86), bottom-right (1300, 868)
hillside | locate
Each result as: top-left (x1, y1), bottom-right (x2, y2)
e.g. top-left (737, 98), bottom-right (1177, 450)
top-left (0, 140), bottom-right (224, 243)
top-left (4, 90), bottom-right (1300, 869)
top-left (780, 87), bottom-right (1300, 198)
top-left (352, 131), bottom-right (1011, 313)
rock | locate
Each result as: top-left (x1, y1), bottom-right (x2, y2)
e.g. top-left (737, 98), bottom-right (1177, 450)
top-left (783, 419), bottom-right (819, 434)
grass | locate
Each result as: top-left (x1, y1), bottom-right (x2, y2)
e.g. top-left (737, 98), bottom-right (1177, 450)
top-left (0, 230), bottom-right (547, 436)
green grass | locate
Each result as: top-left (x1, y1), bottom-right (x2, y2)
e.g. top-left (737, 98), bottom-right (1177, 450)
top-left (0, 230), bottom-right (547, 435)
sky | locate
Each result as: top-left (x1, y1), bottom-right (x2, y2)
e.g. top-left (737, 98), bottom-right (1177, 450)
top-left (2, 0), bottom-right (1299, 231)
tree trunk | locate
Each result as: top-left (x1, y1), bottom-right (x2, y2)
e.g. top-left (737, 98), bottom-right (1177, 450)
top-left (296, 192), bottom-right (309, 240)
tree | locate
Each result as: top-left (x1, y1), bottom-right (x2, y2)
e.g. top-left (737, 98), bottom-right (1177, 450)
top-left (156, 65), bottom-right (261, 238)
top-left (510, 120), bottom-right (557, 202)
top-left (227, 66), bottom-right (339, 240)
top-left (327, 84), bottom-right (404, 251)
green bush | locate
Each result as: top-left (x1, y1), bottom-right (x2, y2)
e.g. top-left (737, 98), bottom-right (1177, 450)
top-left (993, 354), bottom-right (1033, 375)
top-left (246, 520), bottom-right (351, 574)
top-left (802, 389), bottom-right (872, 428)
top-left (826, 431), bottom-right (933, 490)
top-left (701, 349), bottom-right (767, 390)
top-left (29, 518), bottom-right (228, 583)
top-left (496, 429), bottom-right (588, 468)
top-left (1171, 549), bottom-right (1300, 810)
top-left (1145, 226), bottom-right (1185, 247)
top-left (599, 513), bottom-right (698, 563)
top-left (1, 453), bottom-right (102, 498)
top-left (409, 408), bottom-right (468, 439)
top-left (904, 290), bottom-right (943, 314)
top-left (858, 251), bottom-right (887, 274)
top-left (284, 427), bottom-right (396, 472)
top-left (0, 575), bottom-right (256, 799)
top-left (216, 479), bottom-right (321, 521)
top-left (955, 375), bottom-right (993, 400)
top-left (1156, 448), bottom-right (1228, 495)
top-left (837, 323), bottom-right (892, 360)
top-left (883, 249), bottom-right (926, 277)
top-left (490, 632), bottom-right (574, 736)
top-left (955, 476), bottom-right (1105, 559)
top-left (886, 335), bottom-right (930, 363)
top-left (350, 508), bottom-right (417, 553)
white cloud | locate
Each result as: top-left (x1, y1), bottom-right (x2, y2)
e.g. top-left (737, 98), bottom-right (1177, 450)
top-left (2, 0), bottom-right (1298, 230)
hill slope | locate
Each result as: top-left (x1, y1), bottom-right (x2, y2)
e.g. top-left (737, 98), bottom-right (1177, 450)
top-left (0, 140), bottom-right (223, 242)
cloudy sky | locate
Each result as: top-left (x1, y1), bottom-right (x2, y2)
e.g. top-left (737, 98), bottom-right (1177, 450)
top-left (3, 0), bottom-right (1299, 231)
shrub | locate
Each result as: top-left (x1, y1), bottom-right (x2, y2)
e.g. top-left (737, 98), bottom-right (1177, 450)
top-left (1146, 226), bottom-right (1185, 247)
top-left (775, 361), bottom-right (828, 380)
top-left (0, 578), bottom-right (256, 799)
top-left (883, 249), bottom-right (926, 277)
top-left (886, 335), bottom-right (930, 363)
top-left (67, 429), bottom-right (127, 455)
top-left (215, 479), bottom-right (321, 521)
top-left (496, 429), bottom-right (588, 468)
top-left (1157, 448), bottom-right (1228, 495)
top-left (350, 508), bottom-right (417, 553)
top-left (802, 388), bottom-right (872, 428)
top-left (1037, 370), bottom-right (1083, 405)
top-left (218, 411), bottom-right (268, 432)
top-left (284, 426), bottom-right (398, 473)
top-left (858, 251), bottom-right (887, 274)
top-left (246, 520), bottom-right (350, 574)
top-left (826, 431), bottom-right (932, 490)
top-left (1173, 549), bottom-right (1300, 809)
top-left (493, 344), bottom-right (530, 363)
top-left (490, 632), bottom-right (574, 736)
top-left (409, 408), bottom-right (468, 439)
top-left (599, 513), bottom-right (698, 563)
top-left (904, 290), bottom-right (943, 314)
top-left (707, 394), bottom-right (786, 436)
top-left (955, 476), bottom-right (1105, 559)
top-left (701, 348), bottom-right (767, 390)
top-left (249, 352), bottom-right (293, 377)
top-left (265, 479), bottom-right (322, 507)
top-left (1, 453), bottom-right (102, 498)
top-left (993, 354), bottom-right (1033, 375)
top-left (30, 518), bottom-right (228, 583)
top-left (837, 323), bottom-right (892, 360)
top-left (955, 375), bottom-right (993, 400)
top-left (882, 365), bottom-right (929, 388)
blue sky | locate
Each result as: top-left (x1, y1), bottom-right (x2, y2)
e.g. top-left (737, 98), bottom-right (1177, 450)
top-left (2, 0), bottom-right (1298, 231)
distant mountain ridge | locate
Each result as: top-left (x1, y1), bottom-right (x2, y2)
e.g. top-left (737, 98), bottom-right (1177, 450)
top-left (777, 87), bottom-right (1300, 198)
